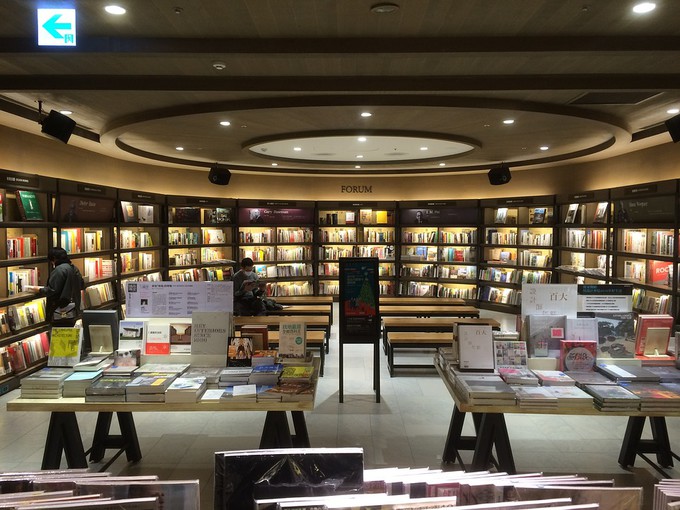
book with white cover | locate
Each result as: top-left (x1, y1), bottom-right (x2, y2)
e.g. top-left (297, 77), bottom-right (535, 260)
top-left (118, 319), bottom-right (147, 350)
top-left (458, 324), bottom-right (494, 371)
top-left (144, 321), bottom-right (171, 355)
top-left (165, 376), bottom-right (207, 403)
top-left (278, 321), bottom-right (307, 359)
top-left (191, 311), bottom-right (230, 355)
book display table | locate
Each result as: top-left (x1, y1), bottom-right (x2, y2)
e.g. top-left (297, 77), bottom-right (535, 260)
top-left (436, 364), bottom-right (680, 477)
top-left (7, 398), bottom-right (314, 470)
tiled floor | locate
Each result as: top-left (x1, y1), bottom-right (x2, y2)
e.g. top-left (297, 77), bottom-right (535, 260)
top-left (1, 308), bottom-right (679, 509)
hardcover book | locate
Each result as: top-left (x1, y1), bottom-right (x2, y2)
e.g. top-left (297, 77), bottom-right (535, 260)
top-left (564, 203), bottom-right (579, 224)
top-left (559, 340), bottom-right (597, 372)
top-left (228, 336), bottom-right (253, 367)
top-left (635, 314), bottom-right (674, 356)
top-left (47, 327), bottom-right (82, 367)
top-left (457, 324), bottom-right (494, 371)
top-left (278, 321), bottom-right (307, 359)
top-left (191, 311), bottom-right (231, 355)
top-left (15, 190), bottom-right (43, 221)
top-left (593, 201), bottom-right (608, 223)
top-left (532, 370), bottom-right (575, 386)
top-left (169, 321), bottom-right (192, 354)
top-left (526, 314), bottom-right (566, 357)
top-left (493, 339), bottom-right (528, 369)
top-left (591, 312), bottom-right (636, 359)
top-left (595, 363), bottom-right (661, 383)
top-left (144, 322), bottom-right (171, 355)
top-left (120, 201), bottom-right (137, 223)
top-left (119, 319), bottom-right (148, 350)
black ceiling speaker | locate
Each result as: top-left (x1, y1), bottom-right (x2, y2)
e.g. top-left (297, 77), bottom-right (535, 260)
top-left (665, 114), bottom-right (680, 143)
top-left (208, 166), bottom-right (231, 185)
top-left (41, 109), bottom-right (76, 144)
top-left (488, 164), bottom-right (512, 185)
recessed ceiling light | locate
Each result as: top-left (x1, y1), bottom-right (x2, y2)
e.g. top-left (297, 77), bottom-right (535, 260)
top-left (632, 2), bottom-right (656, 13)
top-left (439, 162), bottom-right (446, 167)
top-left (668, 108), bottom-right (680, 114)
top-left (175, 146), bottom-right (184, 151)
top-left (420, 147), bottom-right (428, 151)
top-left (356, 155), bottom-right (364, 159)
top-left (540, 146), bottom-right (549, 151)
top-left (503, 119), bottom-right (515, 125)
top-left (219, 120), bottom-right (231, 126)
top-left (271, 163), bottom-right (278, 166)
top-left (360, 112), bottom-right (372, 118)
top-left (370, 3), bottom-right (399, 14)
top-left (293, 147), bottom-right (302, 151)
top-left (355, 165), bottom-right (361, 169)
top-left (59, 110), bottom-right (72, 115)
top-left (357, 136), bottom-right (367, 142)
top-left (104, 5), bottom-right (126, 15)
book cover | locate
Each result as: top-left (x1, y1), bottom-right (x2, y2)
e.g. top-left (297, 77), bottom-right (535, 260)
top-left (278, 322), bottom-right (307, 359)
top-left (648, 260), bottom-right (673, 285)
top-left (635, 314), bottom-right (674, 356)
top-left (559, 340), bottom-right (597, 372)
top-left (88, 324), bottom-right (114, 354)
top-left (118, 319), bottom-right (147, 350)
top-left (137, 204), bottom-right (155, 223)
top-left (240, 324), bottom-right (269, 350)
top-left (113, 348), bottom-right (141, 367)
top-left (126, 372), bottom-right (177, 393)
top-left (493, 340), bottom-right (527, 369)
top-left (593, 201), bottom-right (608, 223)
top-left (15, 190), bottom-right (44, 221)
top-left (564, 203), bottom-right (578, 224)
top-left (526, 314), bottom-right (566, 357)
top-left (169, 321), bottom-right (192, 354)
top-left (228, 336), bottom-right (253, 367)
top-left (592, 312), bottom-right (636, 359)
top-left (531, 207), bottom-right (546, 224)
top-left (457, 324), bottom-right (494, 371)
top-left (565, 317), bottom-right (598, 341)
top-left (47, 327), bottom-right (83, 367)
top-left (120, 201), bottom-right (137, 223)
top-left (144, 322), bottom-right (171, 355)
top-left (494, 207), bottom-right (508, 224)
top-left (191, 311), bottom-right (230, 355)
top-left (642, 326), bottom-right (672, 356)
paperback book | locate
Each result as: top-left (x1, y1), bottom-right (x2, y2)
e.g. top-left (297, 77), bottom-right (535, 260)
top-left (47, 327), bottom-right (83, 367)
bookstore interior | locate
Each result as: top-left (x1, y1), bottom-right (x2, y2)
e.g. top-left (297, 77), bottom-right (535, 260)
top-left (5, 0), bottom-right (680, 508)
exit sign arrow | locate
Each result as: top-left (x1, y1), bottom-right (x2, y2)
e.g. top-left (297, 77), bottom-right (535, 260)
top-left (42, 14), bottom-right (71, 39)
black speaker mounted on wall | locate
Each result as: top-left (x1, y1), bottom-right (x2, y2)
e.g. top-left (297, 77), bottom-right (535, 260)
top-left (208, 166), bottom-right (231, 185)
top-left (488, 164), bottom-right (512, 185)
top-left (41, 109), bottom-right (76, 144)
top-left (666, 114), bottom-right (680, 143)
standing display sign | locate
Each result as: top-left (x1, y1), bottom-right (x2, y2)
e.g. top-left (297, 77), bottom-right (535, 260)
top-left (338, 257), bottom-right (380, 402)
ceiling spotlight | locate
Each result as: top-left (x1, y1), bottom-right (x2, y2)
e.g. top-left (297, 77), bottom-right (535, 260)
top-left (439, 162), bottom-right (446, 167)
top-left (420, 147), bottom-right (428, 151)
top-left (212, 61), bottom-right (226, 71)
top-left (370, 3), bottom-right (399, 13)
top-left (632, 2), bottom-right (656, 13)
top-left (219, 120), bottom-right (231, 126)
top-left (357, 136), bottom-right (367, 142)
top-left (59, 110), bottom-right (73, 115)
top-left (355, 165), bottom-right (361, 169)
top-left (175, 146), bottom-right (184, 151)
top-left (104, 5), bottom-right (126, 15)
top-left (293, 147), bottom-right (302, 151)
top-left (503, 119), bottom-right (515, 125)
top-left (271, 163), bottom-right (278, 166)
top-left (356, 155), bottom-right (364, 159)
top-left (668, 108), bottom-right (680, 114)
top-left (540, 146), bottom-right (549, 151)
top-left (360, 112), bottom-right (372, 118)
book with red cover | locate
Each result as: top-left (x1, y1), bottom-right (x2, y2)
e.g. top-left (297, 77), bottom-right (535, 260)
top-left (559, 340), bottom-right (597, 372)
top-left (635, 314), bottom-right (674, 356)
top-left (648, 260), bottom-right (673, 285)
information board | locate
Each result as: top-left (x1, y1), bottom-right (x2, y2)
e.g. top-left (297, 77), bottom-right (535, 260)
top-left (125, 281), bottom-right (233, 318)
top-left (521, 283), bottom-right (578, 318)
top-left (339, 257), bottom-right (380, 344)
top-left (577, 284), bottom-right (633, 313)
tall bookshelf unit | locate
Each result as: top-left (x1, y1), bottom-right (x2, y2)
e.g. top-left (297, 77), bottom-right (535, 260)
top-left (166, 196), bottom-right (237, 282)
top-left (357, 202), bottom-right (397, 296)
top-left (0, 170), bottom-right (55, 393)
top-left (555, 189), bottom-right (612, 285)
top-left (55, 180), bottom-right (118, 310)
top-left (116, 189), bottom-right (165, 307)
top-left (317, 202), bottom-right (359, 296)
top-left (238, 200), bottom-right (315, 296)
top-left (397, 200), bottom-right (479, 299)
top-left (610, 181), bottom-right (678, 315)
top-left (478, 196), bottom-right (555, 312)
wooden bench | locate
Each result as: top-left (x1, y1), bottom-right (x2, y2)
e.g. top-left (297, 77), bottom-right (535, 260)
top-left (380, 297), bottom-right (466, 306)
top-left (274, 296), bottom-right (334, 305)
top-left (383, 317), bottom-right (501, 376)
top-left (379, 305), bottom-right (479, 318)
top-left (268, 330), bottom-right (326, 376)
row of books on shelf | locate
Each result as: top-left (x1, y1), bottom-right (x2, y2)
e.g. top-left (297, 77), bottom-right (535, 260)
top-left (402, 229), bottom-right (477, 244)
top-left (120, 252), bottom-right (156, 273)
top-left (397, 282), bottom-right (476, 299)
top-left (169, 267), bottom-right (232, 282)
top-left (240, 247), bottom-right (314, 261)
top-left (477, 286), bottom-right (522, 305)
top-left (320, 262), bottom-right (395, 277)
top-left (622, 259), bottom-right (673, 286)
top-left (169, 205), bottom-right (231, 224)
top-left (0, 298), bottom-right (46, 333)
top-left (632, 288), bottom-right (671, 314)
top-left (83, 282), bottom-right (116, 307)
top-left (7, 267), bottom-right (40, 295)
top-left (564, 228), bottom-right (608, 250)
top-left (0, 331), bottom-right (49, 376)
top-left (319, 229), bottom-right (356, 242)
top-left (119, 229), bottom-right (153, 248)
top-left (255, 263), bottom-right (314, 278)
top-left (478, 268), bottom-right (551, 284)
top-left (60, 229), bottom-right (103, 254)
top-left (6, 234), bottom-right (38, 259)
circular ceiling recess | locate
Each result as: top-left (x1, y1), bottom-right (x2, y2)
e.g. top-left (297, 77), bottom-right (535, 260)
top-left (247, 134), bottom-right (475, 164)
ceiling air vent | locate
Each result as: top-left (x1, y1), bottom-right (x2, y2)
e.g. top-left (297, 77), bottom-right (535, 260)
top-left (569, 91), bottom-right (660, 105)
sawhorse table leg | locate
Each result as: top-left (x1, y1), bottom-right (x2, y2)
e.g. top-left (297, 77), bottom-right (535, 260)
top-left (90, 412), bottom-right (142, 464)
top-left (619, 416), bottom-right (674, 472)
top-left (42, 412), bottom-right (88, 469)
top-left (260, 411), bottom-right (310, 448)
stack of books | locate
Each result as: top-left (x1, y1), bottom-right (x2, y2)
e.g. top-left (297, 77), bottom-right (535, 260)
top-left (73, 354), bottom-right (114, 372)
top-left (251, 350), bottom-right (279, 367)
top-left (219, 367), bottom-right (252, 387)
top-left (85, 375), bottom-right (134, 402)
top-left (595, 363), bottom-right (661, 384)
top-left (270, 381), bottom-right (315, 402)
top-left (126, 372), bottom-right (178, 402)
top-left (165, 376), bottom-right (208, 403)
top-left (279, 365), bottom-right (314, 384)
top-left (545, 385), bottom-right (594, 408)
top-left (498, 367), bottom-right (539, 386)
top-left (455, 374), bottom-right (516, 406)
top-left (566, 371), bottom-right (616, 389)
top-left (618, 382), bottom-right (680, 412)
top-left (532, 370), bottom-right (576, 386)
top-left (20, 367), bottom-right (71, 399)
top-left (183, 366), bottom-right (223, 388)
top-left (582, 384), bottom-right (640, 411)
top-left (135, 363), bottom-right (190, 376)
top-left (645, 366), bottom-right (680, 383)
top-left (248, 364), bottom-right (283, 386)
top-left (62, 370), bottom-right (103, 397)
top-left (221, 383), bottom-right (257, 401)
top-left (511, 385), bottom-right (558, 410)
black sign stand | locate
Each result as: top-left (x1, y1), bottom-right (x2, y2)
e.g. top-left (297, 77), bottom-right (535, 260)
top-left (338, 257), bottom-right (381, 403)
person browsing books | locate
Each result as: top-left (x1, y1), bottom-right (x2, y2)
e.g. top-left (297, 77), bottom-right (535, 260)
top-left (232, 257), bottom-right (266, 316)
top-left (25, 247), bottom-right (85, 326)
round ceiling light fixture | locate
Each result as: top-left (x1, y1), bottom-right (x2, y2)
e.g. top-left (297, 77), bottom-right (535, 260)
top-left (370, 3), bottom-right (399, 13)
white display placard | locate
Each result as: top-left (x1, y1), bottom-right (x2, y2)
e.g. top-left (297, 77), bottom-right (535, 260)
top-left (125, 281), bottom-right (233, 318)
top-left (521, 283), bottom-right (578, 318)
